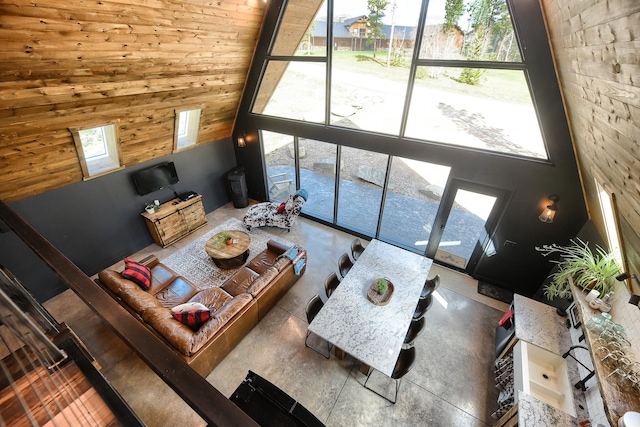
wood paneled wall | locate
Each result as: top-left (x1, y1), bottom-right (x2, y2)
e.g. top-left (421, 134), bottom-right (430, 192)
top-left (541, 0), bottom-right (640, 274)
top-left (0, 0), bottom-right (266, 202)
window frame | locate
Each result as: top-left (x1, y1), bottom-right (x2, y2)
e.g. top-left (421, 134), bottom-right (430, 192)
top-left (173, 108), bottom-right (202, 152)
top-left (249, 0), bottom-right (549, 162)
top-left (594, 174), bottom-right (628, 291)
top-left (70, 122), bottom-right (123, 180)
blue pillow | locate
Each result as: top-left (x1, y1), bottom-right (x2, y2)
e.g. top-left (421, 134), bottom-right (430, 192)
top-left (295, 188), bottom-right (308, 201)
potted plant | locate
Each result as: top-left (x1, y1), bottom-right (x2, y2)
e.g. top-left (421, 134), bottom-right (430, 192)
top-left (375, 278), bottom-right (389, 295)
top-left (536, 238), bottom-right (620, 300)
top-left (217, 230), bottom-right (233, 246)
top-left (145, 203), bottom-right (157, 214)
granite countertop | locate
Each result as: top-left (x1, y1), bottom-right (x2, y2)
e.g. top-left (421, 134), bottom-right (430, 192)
top-left (518, 392), bottom-right (580, 427)
top-left (513, 294), bottom-right (588, 426)
top-left (513, 294), bottom-right (572, 354)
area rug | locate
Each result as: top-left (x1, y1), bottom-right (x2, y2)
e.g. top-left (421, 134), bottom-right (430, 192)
top-left (477, 281), bottom-right (514, 304)
top-left (161, 218), bottom-right (293, 290)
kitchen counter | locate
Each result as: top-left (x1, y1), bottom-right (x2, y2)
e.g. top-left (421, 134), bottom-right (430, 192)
top-left (514, 294), bottom-right (571, 355)
top-left (571, 283), bottom-right (640, 427)
top-left (518, 392), bottom-right (580, 427)
top-left (512, 294), bottom-right (589, 426)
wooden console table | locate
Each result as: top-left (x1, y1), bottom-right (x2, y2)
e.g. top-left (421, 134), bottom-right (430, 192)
top-left (141, 195), bottom-right (206, 247)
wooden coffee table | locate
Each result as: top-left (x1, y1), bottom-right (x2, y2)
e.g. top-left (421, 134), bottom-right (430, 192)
top-left (205, 230), bottom-right (251, 269)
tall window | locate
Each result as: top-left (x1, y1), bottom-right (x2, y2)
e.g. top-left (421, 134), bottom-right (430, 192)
top-left (174, 108), bottom-right (201, 151)
top-left (251, 0), bottom-right (548, 160)
top-left (595, 179), bottom-right (624, 268)
top-left (70, 123), bottom-right (122, 179)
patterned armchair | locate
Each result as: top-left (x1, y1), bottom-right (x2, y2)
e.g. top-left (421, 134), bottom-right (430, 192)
top-left (243, 190), bottom-right (307, 232)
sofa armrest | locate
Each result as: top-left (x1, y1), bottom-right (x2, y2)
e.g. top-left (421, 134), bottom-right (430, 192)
top-left (98, 269), bottom-right (161, 314)
top-left (267, 239), bottom-right (289, 255)
top-left (139, 255), bottom-right (159, 268)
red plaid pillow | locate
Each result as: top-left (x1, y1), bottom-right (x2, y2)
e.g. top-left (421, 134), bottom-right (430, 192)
top-left (173, 309), bottom-right (211, 330)
top-left (121, 258), bottom-right (151, 290)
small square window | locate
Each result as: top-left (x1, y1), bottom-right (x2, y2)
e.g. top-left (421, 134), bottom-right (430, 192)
top-left (70, 123), bottom-right (122, 179)
top-left (174, 108), bottom-right (201, 151)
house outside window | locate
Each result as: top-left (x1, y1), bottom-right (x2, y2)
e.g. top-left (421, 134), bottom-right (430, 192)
top-left (252, 0), bottom-right (549, 160)
top-left (173, 108), bottom-right (201, 151)
top-left (70, 123), bottom-right (122, 179)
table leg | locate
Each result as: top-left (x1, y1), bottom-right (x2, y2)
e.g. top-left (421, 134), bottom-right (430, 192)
top-left (359, 363), bottom-right (371, 376)
top-left (334, 347), bottom-right (345, 360)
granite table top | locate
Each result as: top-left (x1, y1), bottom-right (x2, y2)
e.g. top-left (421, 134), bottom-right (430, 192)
top-left (308, 239), bottom-right (433, 376)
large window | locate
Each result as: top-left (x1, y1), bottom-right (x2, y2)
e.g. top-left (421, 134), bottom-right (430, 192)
top-left (70, 123), bottom-right (122, 179)
top-left (173, 108), bottom-right (201, 151)
top-left (595, 179), bottom-right (624, 269)
top-left (263, 130), bottom-right (297, 203)
top-left (379, 157), bottom-right (451, 251)
top-left (251, 0), bottom-right (548, 160)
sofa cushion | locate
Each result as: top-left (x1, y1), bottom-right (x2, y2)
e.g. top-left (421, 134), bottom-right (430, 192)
top-left (246, 240), bottom-right (287, 274)
top-left (142, 293), bottom-right (253, 356)
top-left (149, 263), bottom-right (178, 294)
top-left (142, 307), bottom-right (222, 356)
top-left (121, 258), bottom-right (151, 290)
top-left (214, 294), bottom-right (253, 324)
top-left (172, 308), bottom-right (211, 330)
top-left (188, 287), bottom-right (233, 313)
top-left (98, 270), bottom-right (161, 313)
top-left (247, 267), bottom-right (279, 297)
top-left (221, 268), bottom-right (259, 297)
top-left (154, 277), bottom-right (199, 309)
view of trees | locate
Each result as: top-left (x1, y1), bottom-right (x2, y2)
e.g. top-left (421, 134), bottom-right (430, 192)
top-left (366, 0), bottom-right (388, 58)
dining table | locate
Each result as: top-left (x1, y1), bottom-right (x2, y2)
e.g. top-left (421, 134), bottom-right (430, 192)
top-left (308, 239), bottom-right (433, 377)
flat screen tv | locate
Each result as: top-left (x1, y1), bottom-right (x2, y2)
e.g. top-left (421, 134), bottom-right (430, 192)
top-left (132, 162), bottom-right (179, 196)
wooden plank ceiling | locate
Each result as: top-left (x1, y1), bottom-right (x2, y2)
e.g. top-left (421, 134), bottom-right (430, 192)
top-left (541, 0), bottom-right (640, 268)
top-left (0, 0), bottom-right (267, 202)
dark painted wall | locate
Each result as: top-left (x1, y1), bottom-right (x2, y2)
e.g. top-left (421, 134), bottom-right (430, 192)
top-left (0, 139), bottom-right (237, 302)
top-left (232, 0), bottom-right (589, 296)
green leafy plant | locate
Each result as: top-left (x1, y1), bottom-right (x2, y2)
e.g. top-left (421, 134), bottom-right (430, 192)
top-left (375, 278), bottom-right (389, 294)
top-left (216, 231), bottom-right (232, 246)
top-left (145, 202), bottom-right (158, 212)
top-left (536, 238), bottom-right (620, 300)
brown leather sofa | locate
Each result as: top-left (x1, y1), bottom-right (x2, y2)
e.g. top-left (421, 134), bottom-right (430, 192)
top-left (97, 239), bottom-right (305, 377)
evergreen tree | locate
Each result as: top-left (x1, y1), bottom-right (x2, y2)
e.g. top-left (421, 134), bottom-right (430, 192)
top-left (444, 0), bottom-right (465, 30)
top-left (367, 0), bottom-right (388, 59)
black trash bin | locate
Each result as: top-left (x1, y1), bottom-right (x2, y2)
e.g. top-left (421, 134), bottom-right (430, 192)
top-left (227, 168), bottom-right (248, 208)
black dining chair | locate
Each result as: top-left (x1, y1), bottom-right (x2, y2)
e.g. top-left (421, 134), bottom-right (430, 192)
top-left (305, 295), bottom-right (332, 359)
top-left (420, 274), bottom-right (441, 299)
top-left (363, 346), bottom-right (416, 404)
top-left (404, 317), bottom-right (426, 347)
top-left (337, 253), bottom-right (354, 279)
top-left (351, 238), bottom-right (365, 261)
top-left (324, 271), bottom-right (341, 299)
top-left (413, 294), bottom-right (433, 321)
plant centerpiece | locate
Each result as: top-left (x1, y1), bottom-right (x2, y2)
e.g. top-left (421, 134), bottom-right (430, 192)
top-left (216, 230), bottom-right (233, 247)
top-left (536, 238), bottom-right (620, 300)
top-left (367, 277), bottom-right (394, 305)
top-left (375, 278), bottom-right (389, 295)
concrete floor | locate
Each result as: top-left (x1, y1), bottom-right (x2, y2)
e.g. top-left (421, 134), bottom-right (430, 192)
top-left (43, 202), bottom-right (509, 427)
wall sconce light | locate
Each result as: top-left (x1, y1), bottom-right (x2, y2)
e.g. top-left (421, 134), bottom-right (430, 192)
top-left (237, 132), bottom-right (246, 148)
top-left (539, 195), bottom-right (559, 223)
top-left (615, 272), bottom-right (640, 309)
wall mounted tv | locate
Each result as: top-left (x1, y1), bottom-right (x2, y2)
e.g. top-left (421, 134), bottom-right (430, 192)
top-left (132, 162), bottom-right (179, 196)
